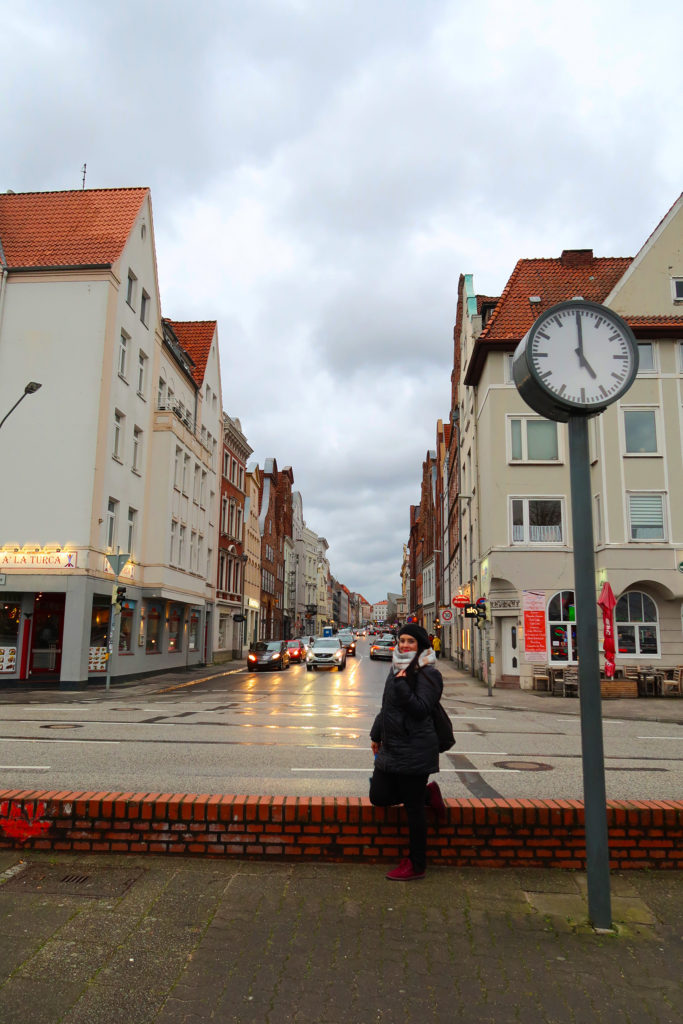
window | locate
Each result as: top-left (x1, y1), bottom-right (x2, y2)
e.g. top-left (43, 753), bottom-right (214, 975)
top-left (182, 454), bottom-right (190, 494)
top-left (593, 494), bottom-right (602, 545)
top-left (200, 470), bottom-right (207, 508)
top-left (615, 591), bottom-right (659, 656)
top-left (193, 464), bottom-right (200, 503)
top-left (137, 352), bottom-right (147, 395)
top-left (207, 547), bottom-right (212, 580)
top-left (511, 498), bottom-right (563, 544)
top-left (509, 417), bottom-right (559, 462)
top-left (637, 342), bottom-right (655, 372)
top-left (140, 289), bottom-right (150, 327)
top-left (223, 450), bottom-right (229, 478)
top-left (628, 493), bottom-right (665, 541)
top-left (221, 496), bottom-right (229, 534)
top-left (132, 427), bottom-right (142, 472)
top-left (672, 278), bottom-right (683, 302)
top-left (178, 525), bottom-right (186, 566)
top-left (158, 377), bottom-right (166, 408)
top-left (106, 498), bottom-right (118, 548)
top-left (127, 507), bottom-right (137, 555)
top-left (118, 332), bottom-right (129, 378)
top-left (624, 409), bottom-right (658, 454)
top-left (113, 411), bottom-right (124, 459)
top-left (190, 531), bottom-right (197, 572)
top-left (504, 352), bottom-right (515, 384)
top-left (198, 535), bottom-right (204, 577)
top-left (126, 270), bottom-right (137, 309)
top-left (170, 519), bottom-right (178, 563)
top-left (174, 446), bottom-right (182, 489)
top-left (548, 590), bottom-right (577, 663)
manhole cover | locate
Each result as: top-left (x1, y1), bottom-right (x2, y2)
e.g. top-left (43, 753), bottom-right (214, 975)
top-left (40, 724), bottom-right (83, 730)
top-left (494, 760), bottom-right (554, 772)
top-left (4, 864), bottom-right (144, 898)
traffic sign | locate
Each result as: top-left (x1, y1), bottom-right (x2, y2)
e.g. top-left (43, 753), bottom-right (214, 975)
top-left (476, 597), bottom-right (487, 607)
top-left (452, 595), bottom-right (469, 608)
top-left (106, 553), bottom-right (130, 576)
top-left (441, 609), bottom-right (453, 622)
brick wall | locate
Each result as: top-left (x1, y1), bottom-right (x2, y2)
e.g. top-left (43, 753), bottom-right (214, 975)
top-left (1, 791), bottom-right (681, 868)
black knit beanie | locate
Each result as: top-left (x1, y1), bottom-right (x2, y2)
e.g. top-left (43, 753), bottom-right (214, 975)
top-left (397, 623), bottom-right (431, 652)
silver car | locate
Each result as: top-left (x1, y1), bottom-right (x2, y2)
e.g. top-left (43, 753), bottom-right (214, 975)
top-left (306, 637), bottom-right (347, 671)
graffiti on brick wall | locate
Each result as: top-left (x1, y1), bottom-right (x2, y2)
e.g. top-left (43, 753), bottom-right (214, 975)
top-left (0, 801), bottom-right (51, 842)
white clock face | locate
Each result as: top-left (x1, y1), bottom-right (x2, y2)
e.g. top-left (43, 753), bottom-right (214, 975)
top-left (530, 305), bottom-right (637, 408)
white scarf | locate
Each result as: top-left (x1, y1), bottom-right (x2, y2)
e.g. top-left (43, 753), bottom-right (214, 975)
top-left (391, 647), bottom-right (437, 673)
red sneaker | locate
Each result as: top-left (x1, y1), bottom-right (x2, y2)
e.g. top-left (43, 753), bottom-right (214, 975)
top-left (426, 781), bottom-right (447, 821)
top-left (385, 859), bottom-right (426, 882)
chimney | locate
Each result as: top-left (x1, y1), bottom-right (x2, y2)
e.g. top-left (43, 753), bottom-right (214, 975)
top-left (560, 249), bottom-right (594, 267)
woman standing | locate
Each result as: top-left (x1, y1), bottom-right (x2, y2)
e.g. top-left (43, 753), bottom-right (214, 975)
top-left (369, 623), bottom-right (447, 881)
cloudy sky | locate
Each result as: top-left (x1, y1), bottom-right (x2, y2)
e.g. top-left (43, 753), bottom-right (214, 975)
top-left (2, 0), bottom-right (681, 601)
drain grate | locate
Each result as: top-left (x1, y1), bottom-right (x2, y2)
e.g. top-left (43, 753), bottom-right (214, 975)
top-left (4, 864), bottom-right (144, 898)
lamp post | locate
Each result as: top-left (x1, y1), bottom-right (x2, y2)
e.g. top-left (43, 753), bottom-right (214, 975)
top-left (0, 382), bottom-right (42, 431)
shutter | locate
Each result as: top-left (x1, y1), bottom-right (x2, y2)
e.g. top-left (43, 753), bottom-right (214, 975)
top-left (629, 495), bottom-right (662, 525)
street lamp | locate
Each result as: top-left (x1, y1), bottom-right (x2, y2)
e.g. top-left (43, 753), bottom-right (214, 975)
top-left (0, 382), bottom-right (42, 431)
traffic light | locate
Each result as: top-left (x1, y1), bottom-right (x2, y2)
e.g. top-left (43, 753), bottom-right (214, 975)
top-left (115, 585), bottom-right (127, 609)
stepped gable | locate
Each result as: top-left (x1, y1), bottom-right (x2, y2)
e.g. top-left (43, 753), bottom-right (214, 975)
top-left (165, 319), bottom-right (216, 386)
top-left (0, 187), bottom-right (148, 269)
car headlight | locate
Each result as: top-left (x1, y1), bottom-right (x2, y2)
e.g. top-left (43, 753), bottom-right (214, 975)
top-left (271, 652), bottom-right (280, 660)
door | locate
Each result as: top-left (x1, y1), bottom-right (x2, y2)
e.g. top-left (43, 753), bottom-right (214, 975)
top-left (501, 616), bottom-right (519, 676)
top-left (29, 593), bottom-right (65, 676)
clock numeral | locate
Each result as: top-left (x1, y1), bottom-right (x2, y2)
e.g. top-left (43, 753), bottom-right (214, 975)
top-left (580, 387), bottom-right (586, 403)
top-left (553, 316), bottom-right (563, 327)
top-left (594, 317), bottom-right (604, 329)
top-left (539, 370), bottom-right (552, 380)
top-left (613, 353), bottom-right (627, 360)
top-left (557, 384), bottom-right (567, 397)
top-left (612, 372), bottom-right (625, 382)
top-left (534, 351), bottom-right (548, 357)
top-left (599, 385), bottom-right (608, 398)
top-left (536, 331), bottom-right (550, 341)
top-left (608, 333), bottom-right (620, 343)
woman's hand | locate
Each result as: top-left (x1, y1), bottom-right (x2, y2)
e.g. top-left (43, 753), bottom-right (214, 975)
top-left (371, 741), bottom-right (381, 755)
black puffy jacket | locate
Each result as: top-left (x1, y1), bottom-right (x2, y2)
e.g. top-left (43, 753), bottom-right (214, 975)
top-left (370, 663), bottom-right (443, 775)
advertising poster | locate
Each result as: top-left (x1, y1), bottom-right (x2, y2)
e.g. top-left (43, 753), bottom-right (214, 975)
top-left (523, 590), bottom-right (547, 663)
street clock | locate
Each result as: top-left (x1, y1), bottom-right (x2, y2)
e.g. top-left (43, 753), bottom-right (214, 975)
top-left (512, 300), bottom-right (638, 422)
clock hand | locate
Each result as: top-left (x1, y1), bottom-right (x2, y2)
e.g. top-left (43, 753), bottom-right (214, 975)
top-left (574, 313), bottom-right (597, 378)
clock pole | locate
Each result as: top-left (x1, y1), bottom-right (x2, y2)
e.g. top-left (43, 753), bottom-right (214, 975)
top-left (568, 415), bottom-right (612, 931)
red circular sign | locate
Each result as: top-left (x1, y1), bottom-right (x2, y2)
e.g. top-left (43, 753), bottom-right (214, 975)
top-left (441, 609), bottom-right (453, 622)
top-left (452, 595), bottom-right (469, 608)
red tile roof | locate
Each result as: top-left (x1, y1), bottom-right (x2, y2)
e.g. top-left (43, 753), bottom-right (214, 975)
top-left (464, 250), bottom-right (632, 384)
top-left (165, 320), bottom-right (216, 386)
top-left (0, 188), bottom-right (148, 268)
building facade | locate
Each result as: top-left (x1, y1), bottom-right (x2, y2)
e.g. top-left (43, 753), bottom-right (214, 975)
top-left (215, 413), bottom-right (252, 660)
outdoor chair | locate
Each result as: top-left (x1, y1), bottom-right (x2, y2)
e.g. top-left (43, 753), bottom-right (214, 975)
top-left (563, 666), bottom-right (579, 698)
top-left (661, 667), bottom-right (683, 697)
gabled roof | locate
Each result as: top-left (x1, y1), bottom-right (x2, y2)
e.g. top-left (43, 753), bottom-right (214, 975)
top-left (464, 250), bottom-right (631, 385)
top-left (164, 320), bottom-right (216, 386)
top-left (0, 188), bottom-right (148, 269)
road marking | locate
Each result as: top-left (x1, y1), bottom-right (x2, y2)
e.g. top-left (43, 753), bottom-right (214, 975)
top-left (1, 738), bottom-right (120, 745)
top-left (0, 765), bottom-right (51, 770)
top-left (637, 736), bottom-right (681, 740)
top-left (291, 768), bottom-right (520, 774)
top-left (455, 716), bottom-right (496, 720)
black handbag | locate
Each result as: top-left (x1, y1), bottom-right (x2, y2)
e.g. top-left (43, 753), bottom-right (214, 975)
top-left (432, 701), bottom-right (455, 752)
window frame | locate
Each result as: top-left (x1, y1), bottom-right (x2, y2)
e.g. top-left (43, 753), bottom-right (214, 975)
top-left (507, 414), bottom-right (561, 464)
top-left (137, 351), bottom-right (147, 396)
top-left (118, 331), bottom-right (129, 380)
top-left (126, 270), bottom-right (137, 309)
top-left (615, 590), bottom-right (660, 659)
top-left (671, 277), bottom-right (683, 303)
top-left (636, 341), bottom-right (656, 374)
top-left (113, 410), bottom-right (124, 460)
top-left (140, 289), bottom-right (150, 327)
top-left (622, 406), bottom-right (660, 456)
top-left (106, 498), bottom-right (118, 549)
top-left (132, 426), bottom-right (142, 473)
top-left (627, 492), bottom-right (667, 542)
top-left (509, 495), bottom-right (565, 545)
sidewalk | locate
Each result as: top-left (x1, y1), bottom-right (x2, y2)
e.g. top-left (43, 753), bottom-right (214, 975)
top-left (0, 849), bottom-right (680, 1023)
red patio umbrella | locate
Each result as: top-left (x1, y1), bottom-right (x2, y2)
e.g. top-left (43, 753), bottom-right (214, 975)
top-left (597, 582), bottom-right (617, 679)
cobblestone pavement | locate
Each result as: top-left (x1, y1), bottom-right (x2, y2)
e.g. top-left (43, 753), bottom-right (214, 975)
top-left (0, 851), bottom-right (681, 1024)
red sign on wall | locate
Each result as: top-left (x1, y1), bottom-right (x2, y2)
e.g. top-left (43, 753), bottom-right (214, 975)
top-left (523, 590), bottom-right (547, 663)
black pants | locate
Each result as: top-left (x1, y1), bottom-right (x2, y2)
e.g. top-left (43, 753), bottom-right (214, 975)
top-left (369, 768), bottom-right (429, 871)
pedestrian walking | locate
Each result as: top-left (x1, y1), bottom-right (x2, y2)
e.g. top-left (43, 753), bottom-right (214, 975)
top-left (369, 622), bottom-right (447, 881)
top-left (433, 634), bottom-right (441, 659)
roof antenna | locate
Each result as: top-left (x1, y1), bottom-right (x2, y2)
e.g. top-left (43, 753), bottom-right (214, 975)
top-left (81, 163), bottom-right (87, 190)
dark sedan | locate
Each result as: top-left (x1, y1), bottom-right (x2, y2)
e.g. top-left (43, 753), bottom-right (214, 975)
top-left (247, 640), bottom-right (290, 671)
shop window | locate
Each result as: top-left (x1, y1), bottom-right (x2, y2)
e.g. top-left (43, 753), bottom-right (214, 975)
top-left (146, 604), bottom-right (162, 653)
top-left (188, 610), bottom-right (200, 652)
top-left (119, 600), bottom-right (135, 653)
top-left (0, 597), bottom-right (21, 674)
top-left (547, 590), bottom-right (577, 663)
top-left (168, 605), bottom-right (183, 652)
top-left (615, 592), bottom-right (659, 656)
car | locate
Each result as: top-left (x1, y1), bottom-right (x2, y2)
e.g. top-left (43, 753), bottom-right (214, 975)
top-left (337, 631), bottom-right (356, 656)
top-left (306, 637), bottom-right (347, 671)
top-left (247, 640), bottom-right (290, 671)
top-left (369, 637), bottom-right (395, 660)
top-left (286, 639), bottom-right (307, 662)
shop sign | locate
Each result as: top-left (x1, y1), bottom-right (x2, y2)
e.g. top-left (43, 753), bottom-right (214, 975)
top-left (0, 550), bottom-right (77, 569)
top-left (522, 590), bottom-right (547, 663)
